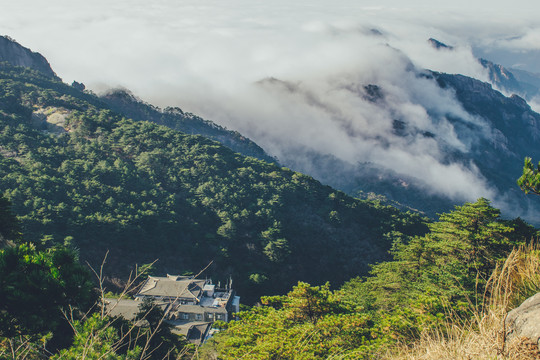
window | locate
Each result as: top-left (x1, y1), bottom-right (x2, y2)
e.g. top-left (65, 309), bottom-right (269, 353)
top-left (182, 313), bottom-right (189, 320)
top-left (216, 314), bottom-right (222, 320)
top-left (196, 314), bottom-right (202, 320)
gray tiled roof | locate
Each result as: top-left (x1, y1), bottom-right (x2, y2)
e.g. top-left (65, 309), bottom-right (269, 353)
top-left (168, 320), bottom-right (212, 345)
top-left (105, 298), bottom-right (140, 320)
top-left (187, 323), bottom-right (212, 345)
top-left (136, 276), bottom-right (206, 299)
top-left (168, 320), bottom-right (209, 336)
top-left (104, 298), bottom-right (169, 321)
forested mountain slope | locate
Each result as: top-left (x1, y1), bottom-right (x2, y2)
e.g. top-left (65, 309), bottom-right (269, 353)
top-left (0, 35), bottom-right (273, 163)
top-left (100, 89), bottom-right (275, 163)
top-left (0, 62), bottom-right (427, 302)
top-left (202, 199), bottom-right (538, 359)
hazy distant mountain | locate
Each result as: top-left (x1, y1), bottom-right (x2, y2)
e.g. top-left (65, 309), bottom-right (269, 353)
top-left (479, 58), bottom-right (524, 95)
top-left (507, 67), bottom-right (540, 99)
top-left (478, 58), bottom-right (540, 100)
top-left (429, 37), bottom-right (540, 100)
top-left (428, 38), bottom-right (454, 50)
top-left (274, 70), bottom-right (540, 223)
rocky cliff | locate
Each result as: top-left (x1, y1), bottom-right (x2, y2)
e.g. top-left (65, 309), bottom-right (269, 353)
top-left (0, 35), bottom-right (58, 79)
top-left (479, 58), bottom-right (525, 97)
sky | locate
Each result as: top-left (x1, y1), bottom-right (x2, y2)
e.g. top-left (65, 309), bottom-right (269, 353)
top-left (3, 1), bottom-right (540, 87)
top-left (1, 0), bottom-right (539, 216)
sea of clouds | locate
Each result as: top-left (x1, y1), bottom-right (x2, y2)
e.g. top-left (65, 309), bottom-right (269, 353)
top-left (2, 0), bottom-right (540, 217)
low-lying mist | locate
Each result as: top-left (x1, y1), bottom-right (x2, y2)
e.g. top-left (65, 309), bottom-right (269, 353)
top-left (1, 0), bottom-right (539, 220)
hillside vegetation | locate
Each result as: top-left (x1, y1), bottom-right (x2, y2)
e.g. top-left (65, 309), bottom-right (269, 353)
top-left (203, 199), bottom-right (538, 359)
top-left (100, 88), bottom-right (275, 162)
top-left (0, 62), bottom-right (428, 302)
top-left (1, 196), bottom-right (537, 358)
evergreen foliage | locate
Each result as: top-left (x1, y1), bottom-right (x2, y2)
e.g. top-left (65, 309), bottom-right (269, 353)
top-left (100, 89), bottom-right (275, 162)
top-left (0, 242), bottom-right (95, 340)
top-left (203, 282), bottom-right (379, 359)
top-left (518, 157), bottom-right (540, 195)
top-left (342, 199), bottom-right (536, 339)
top-left (0, 196), bottom-right (21, 242)
top-left (206, 199), bottom-right (537, 358)
top-left (0, 194), bottom-right (190, 359)
top-left (0, 56), bottom-right (538, 359)
top-left (53, 306), bottom-right (189, 360)
top-left (51, 313), bottom-right (141, 360)
top-left (0, 62), bottom-right (428, 302)
top-left (0, 195), bottom-right (96, 355)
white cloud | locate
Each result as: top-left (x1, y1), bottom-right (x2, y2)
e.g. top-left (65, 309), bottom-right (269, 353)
top-left (0, 0), bottom-right (538, 212)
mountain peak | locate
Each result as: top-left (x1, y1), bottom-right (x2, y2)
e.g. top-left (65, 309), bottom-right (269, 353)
top-left (428, 38), bottom-right (454, 50)
top-left (0, 35), bottom-right (58, 79)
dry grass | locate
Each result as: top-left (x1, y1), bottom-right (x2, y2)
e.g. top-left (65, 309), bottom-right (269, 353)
top-left (487, 242), bottom-right (540, 311)
top-left (384, 242), bottom-right (540, 360)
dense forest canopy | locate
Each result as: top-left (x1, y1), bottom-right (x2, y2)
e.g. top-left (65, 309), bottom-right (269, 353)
top-left (204, 199), bottom-right (538, 359)
top-left (0, 197), bottom-right (192, 359)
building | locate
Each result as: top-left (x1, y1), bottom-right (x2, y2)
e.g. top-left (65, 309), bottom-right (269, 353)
top-left (106, 275), bottom-right (240, 345)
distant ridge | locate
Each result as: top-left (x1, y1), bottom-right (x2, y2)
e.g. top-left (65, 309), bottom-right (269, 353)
top-left (429, 37), bottom-right (540, 99)
top-left (101, 89), bottom-right (276, 163)
top-left (428, 38), bottom-right (454, 50)
top-left (0, 34), bottom-right (274, 162)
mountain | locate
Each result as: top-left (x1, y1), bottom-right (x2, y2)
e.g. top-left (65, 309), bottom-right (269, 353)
top-left (0, 35), bottom-right (58, 79)
top-left (4, 34), bottom-right (536, 226)
top-left (269, 67), bottom-right (540, 223)
top-left (507, 67), bottom-right (540, 99)
top-left (428, 38), bottom-right (454, 50)
top-left (239, 38), bottom-right (540, 223)
top-left (431, 72), bottom-right (540, 216)
top-left (479, 58), bottom-right (525, 96)
top-left (429, 37), bottom-right (540, 100)
top-left (100, 89), bottom-right (275, 163)
top-left (0, 58), bottom-right (428, 303)
top-left (478, 58), bottom-right (540, 100)
top-left (0, 35), bottom-right (274, 163)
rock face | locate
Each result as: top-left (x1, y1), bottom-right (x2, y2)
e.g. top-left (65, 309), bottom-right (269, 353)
top-left (0, 35), bottom-right (57, 78)
top-left (428, 38), bottom-right (454, 50)
top-left (506, 293), bottom-right (540, 346)
top-left (479, 58), bottom-right (523, 96)
top-left (432, 72), bottom-right (540, 223)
